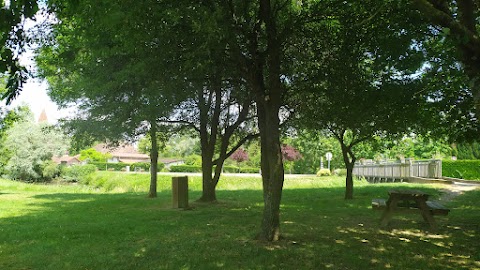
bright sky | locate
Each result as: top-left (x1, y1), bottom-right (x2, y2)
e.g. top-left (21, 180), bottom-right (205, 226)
top-left (6, 51), bottom-right (73, 124)
top-left (7, 78), bottom-right (70, 124)
top-left (4, 9), bottom-right (74, 124)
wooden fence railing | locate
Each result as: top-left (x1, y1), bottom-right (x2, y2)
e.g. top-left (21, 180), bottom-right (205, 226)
top-left (353, 159), bottom-right (442, 183)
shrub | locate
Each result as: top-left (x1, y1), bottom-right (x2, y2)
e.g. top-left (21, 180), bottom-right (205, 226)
top-left (184, 155), bottom-right (202, 166)
top-left (316, 168), bottom-right (332, 177)
top-left (157, 162), bottom-right (165, 171)
top-left (130, 162), bottom-right (165, 172)
top-left (170, 165), bottom-right (202, 173)
top-left (131, 162), bottom-right (150, 171)
top-left (442, 160), bottom-right (480, 180)
top-left (61, 164), bottom-right (97, 182)
top-left (42, 161), bottom-right (60, 180)
top-left (334, 169), bottom-right (347, 176)
top-left (223, 166), bottom-right (240, 173)
top-left (89, 162), bottom-right (126, 171)
top-left (239, 167), bottom-right (260, 173)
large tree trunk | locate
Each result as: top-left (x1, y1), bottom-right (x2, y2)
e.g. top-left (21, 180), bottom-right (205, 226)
top-left (254, 0), bottom-right (285, 241)
top-left (148, 123), bottom-right (158, 198)
top-left (256, 102), bottom-right (284, 241)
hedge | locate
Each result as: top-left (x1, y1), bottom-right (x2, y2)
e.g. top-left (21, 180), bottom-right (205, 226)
top-left (170, 165), bottom-right (202, 173)
top-left (130, 162), bottom-right (165, 172)
top-left (442, 160), bottom-right (480, 180)
top-left (89, 162), bottom-right (126, 171)
top-left (88, 162), bottom-right (165, 172)
top-left (239, 167), bottom-right (260, 173)
top-left (169, 165), bottom-right (260, 173)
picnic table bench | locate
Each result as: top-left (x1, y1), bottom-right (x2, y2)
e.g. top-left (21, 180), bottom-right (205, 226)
top-left (372, 189), bottom-right (450, 230)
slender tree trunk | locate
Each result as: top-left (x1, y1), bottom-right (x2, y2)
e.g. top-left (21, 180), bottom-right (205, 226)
top-left (339, 142), bottom-right (356, 200)
top-left (148, 123), bottom-right (158, 198)
top-left (345, 161), bottom-right (354, 200)
top-left (198, 79), bottom-right (221, 202)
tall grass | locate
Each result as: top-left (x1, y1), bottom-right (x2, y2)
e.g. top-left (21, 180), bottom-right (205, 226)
top-left (0, 173), bottom-right (478, 269)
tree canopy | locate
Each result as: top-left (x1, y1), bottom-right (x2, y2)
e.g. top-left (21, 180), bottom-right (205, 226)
top-left (25, 0), bottom-right (480, 241)
top-left (1, 0), bottom-right (38, 103)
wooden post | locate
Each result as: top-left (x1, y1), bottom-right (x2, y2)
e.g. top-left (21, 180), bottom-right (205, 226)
top-left (172, 176), bottom-right (189, 208)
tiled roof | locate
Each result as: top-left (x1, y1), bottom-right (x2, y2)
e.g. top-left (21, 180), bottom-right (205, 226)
top-left (94, 143), bottom-right (149, 160)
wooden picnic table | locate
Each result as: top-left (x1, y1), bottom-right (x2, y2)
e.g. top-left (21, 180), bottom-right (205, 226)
top-left (379, 189), bottom-right (440, 230)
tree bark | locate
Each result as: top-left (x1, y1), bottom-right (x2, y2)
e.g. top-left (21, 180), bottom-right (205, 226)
top-left (255, 0), bottom-right (285, 241)
top-left (198, 76), bottom-right (221, 203)
top-left (339, 140), bottom-right (356, 200)
top-left (344, 161), bottom-right (354, 200)
top-left (256, 102), bottom-right (284, 241)
top-left (198, 158), bottom-right (217, 202)
top-left (148, 123), bottom-right (158, 198)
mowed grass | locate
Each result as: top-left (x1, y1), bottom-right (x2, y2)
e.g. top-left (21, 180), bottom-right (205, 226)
top-left (0, 173), bottom-right (479, 270)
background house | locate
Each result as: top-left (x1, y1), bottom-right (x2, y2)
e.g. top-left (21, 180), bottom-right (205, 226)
top-left (94, 143), bottom-right (150, 163)
top-left (52, 155), bottom-right (82, 166)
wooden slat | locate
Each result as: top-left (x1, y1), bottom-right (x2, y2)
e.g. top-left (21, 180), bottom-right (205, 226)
top-left (371, 199), bottom-right (450, 216)
top-left (427, 201), bottom-right (450, 216)
top-left (372, 198), bottom-right (386, 210)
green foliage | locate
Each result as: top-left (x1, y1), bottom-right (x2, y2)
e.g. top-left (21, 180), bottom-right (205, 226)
top-left (455, 141), bottom-right (480, 160)
top-left (316, 168), bottom-right (332, 177)
top-left (79, 148), bottom-right (111, 162)
top-left (0, 0), bottom-right (38, 103)
top-left (129, 162), bottom-right (165, 172)
top-left (442, 160), bottom-right (480, 180)
top-left (162, 135), bottom-right (201, 158)
top-left (373, 135), bottom-right (452, 160)
top-left (222, 166), bottom-right (240, 173)
top-left (169, 165), bottom-right (202, 173)
top-left (334, 169), bottom-right (347, 176)
top-left (0, 105), bottom-right (32, 174)
top-left (88, 162), bottom-right (126, 171)
top-left (60, 164), bottom-right (97, 182)
top-left (41, 161), bottom-right (60, 180)
top-left (239, 167), bottom-right (260, 173)
top-left (285, 131), bottom-right (343, 174)
top-left (137, 131), bottom-right (168, 155)
top-left (184, 155), bottom-right (202, 166)
top-left (4, 121), bottom-right (69, 181)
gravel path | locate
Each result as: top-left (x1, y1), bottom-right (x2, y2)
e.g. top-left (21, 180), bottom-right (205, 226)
top-left (438, 181), bottom-right (480, 202)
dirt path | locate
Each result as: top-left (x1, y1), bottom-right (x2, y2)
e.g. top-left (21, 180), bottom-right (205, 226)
top-left (438, 181), bottom-right (480, 202)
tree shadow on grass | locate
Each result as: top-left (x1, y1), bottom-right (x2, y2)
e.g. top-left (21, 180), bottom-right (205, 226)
top-left (0, 185), bottom-right (478, 269)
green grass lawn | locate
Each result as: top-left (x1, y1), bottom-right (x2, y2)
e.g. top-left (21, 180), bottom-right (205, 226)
top-left (0, 173), bottom-right (479, 270)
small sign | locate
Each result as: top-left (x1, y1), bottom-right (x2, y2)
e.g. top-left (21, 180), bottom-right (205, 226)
top-left (325, 152), bottom-right (333, 161)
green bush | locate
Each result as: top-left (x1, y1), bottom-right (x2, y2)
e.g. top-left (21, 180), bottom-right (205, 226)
top-left (184, 155), bottom-right (202, 166)
top-left (61, 164), bottom-right (97, 182)
top-left (334, 169), bottom-right (347, 176)
top-left (442, 160), bottom-right (480, 180)
top-left (223, 166), bottom-right (240, 173)
top-left (42, 161), bottom-right (60, 180)
top-left (239, 167), bottom-right (260, 173)
top-left (170, 165), bottom-right (202, 173)
top-left (130, 162), bottom-right (150, 171)
top-left (316, 168), bottom-right (332, 177)
top-left (89, 162), bottom-right (126, 171)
